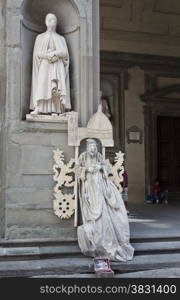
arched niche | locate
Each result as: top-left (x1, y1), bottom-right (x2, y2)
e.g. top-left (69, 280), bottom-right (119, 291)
top-left (20, 0), bottom-right (81, 119)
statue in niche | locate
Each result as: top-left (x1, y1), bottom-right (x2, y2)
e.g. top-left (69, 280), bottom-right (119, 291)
top-left (100, 92), bottom-right (112, 120)
top-left (30, 13), bottom-right (71, 115)
top-left (76, 138), bottom-right (134, 262)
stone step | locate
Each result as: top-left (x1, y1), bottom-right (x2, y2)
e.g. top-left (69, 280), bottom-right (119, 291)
top-left (1, 240), bottom-right (180, 261)
top-left (112, 253), bottom-right (180, 273)
top-left (0, 238), bottom-right (78, 247)
top-left (115, 267), bottom-right (180, 278)
top-left (1, 237), bottom-right (180, 261)
top-left (130, 233), bottom-right (180, 242)
top-left (1, 253), bottom-right (180, 277)
top-left (0, 245), bottom-right (82, 261)
top-left (33, 267), bottom-right (180, 278)
top-left (1, 233), bottom-right (180, 247)
top-left (134, 241), bottom-right (180, 255)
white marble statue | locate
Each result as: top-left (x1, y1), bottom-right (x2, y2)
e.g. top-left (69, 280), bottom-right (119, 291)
top-left (30, 13), bottom-right (71, 115)
top-left (76, 139), bottom-right (134, 262)
top-left (99, 91), bottom-right (111, 120)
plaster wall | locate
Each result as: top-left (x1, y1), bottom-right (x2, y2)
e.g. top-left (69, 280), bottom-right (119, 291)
top-left (125, 67), bottom-right (145, 204)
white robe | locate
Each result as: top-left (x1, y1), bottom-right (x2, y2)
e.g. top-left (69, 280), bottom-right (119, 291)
top-left (77, 152), bottom-right (134, 262)
top-left (30, 31), bottom-right (71, 113)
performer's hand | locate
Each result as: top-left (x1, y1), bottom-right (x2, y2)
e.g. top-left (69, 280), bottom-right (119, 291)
top-left (50, 55), bottom-right (58, 63)
top-left (47, 52), bottom-right (56, 59)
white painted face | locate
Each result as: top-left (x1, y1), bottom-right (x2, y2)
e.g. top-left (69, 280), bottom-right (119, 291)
top-left (45, 13), bottom-right (57, 31)
top-left (87, 141), bottom-right (97, 157)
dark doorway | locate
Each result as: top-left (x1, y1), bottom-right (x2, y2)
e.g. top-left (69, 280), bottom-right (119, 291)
top-left (157, 116), bottom-right (180, 191)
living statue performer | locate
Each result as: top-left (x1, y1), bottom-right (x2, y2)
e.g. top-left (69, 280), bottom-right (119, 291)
top-left (76, 139), bottom-right (134, 262)
top-left (30, 13), bottom-right (71, 115)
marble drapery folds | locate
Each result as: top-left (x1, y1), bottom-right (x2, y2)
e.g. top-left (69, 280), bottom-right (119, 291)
top-left (76, 140), bottom-right (134, 262)
top-left (30, 17), bottom-right (71, 113)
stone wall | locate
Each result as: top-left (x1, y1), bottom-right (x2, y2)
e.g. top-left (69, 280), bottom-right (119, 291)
top-left (6, 122), bottom-right (76, 239)
top-left (125, 67), bottom-right (145, 204)
top-left (100, 0), bottom-right (180, 56)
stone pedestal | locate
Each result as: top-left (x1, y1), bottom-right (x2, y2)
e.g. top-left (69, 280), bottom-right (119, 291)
top-left (26, 112), bottom-right (75, 123)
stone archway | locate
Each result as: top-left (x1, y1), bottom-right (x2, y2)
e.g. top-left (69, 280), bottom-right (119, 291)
top-left (142, 85), bottom-right (180, 196)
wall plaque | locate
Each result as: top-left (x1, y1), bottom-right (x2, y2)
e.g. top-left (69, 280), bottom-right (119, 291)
top-left (126, 126), bottom-right (143, 144)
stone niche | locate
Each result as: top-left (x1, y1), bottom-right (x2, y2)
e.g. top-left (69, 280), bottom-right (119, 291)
top-left (21, 0), bottom-right (79, 119)
top-left (6, 0), bottom-right (99, 125)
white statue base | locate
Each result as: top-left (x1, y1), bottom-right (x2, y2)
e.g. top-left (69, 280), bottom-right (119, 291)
top-left (26, 112), bottom-right (75, 123)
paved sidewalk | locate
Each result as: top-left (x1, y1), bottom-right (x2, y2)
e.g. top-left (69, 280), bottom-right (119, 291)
top-left (128, 201), bottom-right (180, 239)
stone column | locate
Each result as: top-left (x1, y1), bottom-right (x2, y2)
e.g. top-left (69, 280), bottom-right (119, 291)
top-left (0, 0), bottom-right (6, 238)
top-left (92, 0), bottom-right (100, 113)
top-left (77, 0), bottom-right (100, 126)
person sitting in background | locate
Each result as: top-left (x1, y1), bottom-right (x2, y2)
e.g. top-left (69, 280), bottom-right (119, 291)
top-left (152, 179), bottom-right (160, 204)
top-left (160, 189), bottom-right (169, 204)
top-left (152, 179), bottom-right (168, 204)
